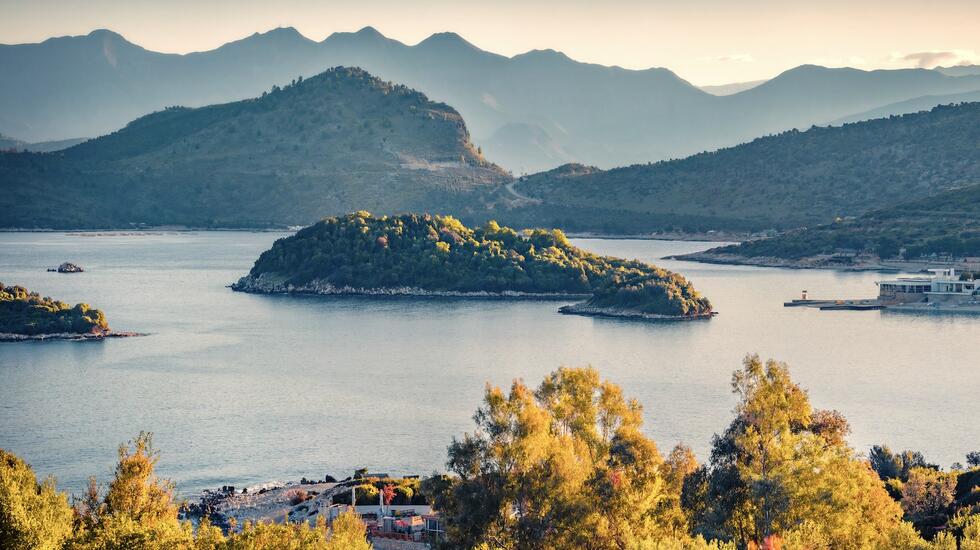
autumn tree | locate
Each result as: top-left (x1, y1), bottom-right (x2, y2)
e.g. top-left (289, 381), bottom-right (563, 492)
top-left (425, 366), bottom-right (689, 549)
top-left (684, 355), bottom-right (907, 548)
top-left (72, 431), bottom-right (194, 548)
top-left (0, 449), bottom-right (74, 550)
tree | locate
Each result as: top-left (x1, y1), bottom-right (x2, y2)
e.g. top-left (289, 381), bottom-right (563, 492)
top-left (325, 509), bottom-right (371, 550)
top-left (967, 452), bottom-right (980, 469)
top-left (427, 366), bottom-right (685, 549)
top-left (0, 449), bottom-right (73, 550)
top-left (688, 355), bottom-right (905, 548)
top-left (72, 431), bottom-right (194, 548)
top-left (901, 468), bottom-right (957, 533)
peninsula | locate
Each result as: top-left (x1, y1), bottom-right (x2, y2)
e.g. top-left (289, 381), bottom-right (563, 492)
top-left (677, 183), bottom-right (980, 271)
top-left (232, 212), bottom-right (713, 319)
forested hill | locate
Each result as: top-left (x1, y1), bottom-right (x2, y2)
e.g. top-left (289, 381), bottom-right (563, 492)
top-left (0, 67), bottom-right (510, 229)
top-left (702, 183), bottom-right (980, 261)
top-left (511, 103), bottom-right (980, 232)
top-left (233, 212), bottom-right (712, 317)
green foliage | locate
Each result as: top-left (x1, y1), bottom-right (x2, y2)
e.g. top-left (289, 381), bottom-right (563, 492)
top-left (0, 449), bottom-right (74, 550)
top-left (714, 183), bottom-right (980, 261)
top-left (0, 282), bottom-right (109, 335)
top-left (518, 103), bottom-right (980, 232)
top-left (243, 212), bottom-right (711, 317)
top-left (331, 476), bottom-right (426, 506)
top-left (0, 435), bottom-right (371, 550)
top-left (0, 67), bottom-right (509, 230)
top-left (587, 273), bottom-right (712, 316)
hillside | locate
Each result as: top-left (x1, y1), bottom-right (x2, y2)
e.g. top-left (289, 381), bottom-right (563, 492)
top-left (4, 28), bottom-right (980, 172)
top-left (232, 212), bottom-right (713, 318)
top-left (0, 132), bottom-right (86, 152)
top-left (0, 67), bottom-right (510, 229)
top-left (694, 183), bottom-right (980, 264)
top-left (509, 103), bottom-right (980, 232)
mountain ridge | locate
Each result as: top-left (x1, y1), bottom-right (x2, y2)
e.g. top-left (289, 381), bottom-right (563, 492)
top-left (4, 27), bottom-right (980, 172)
top-left (509, 102), bottom-right (980, 232)
top-left (0, 66), bottom-right (510, 229)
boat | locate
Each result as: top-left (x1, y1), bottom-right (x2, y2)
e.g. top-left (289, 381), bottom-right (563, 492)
top-left (877, 268), bottom-right (980, 311)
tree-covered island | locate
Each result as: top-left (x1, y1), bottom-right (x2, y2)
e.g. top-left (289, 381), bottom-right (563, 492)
top-left (232, 212), bottom-right (713, 319)
top-left (0, 282), bottom-right (122, 340)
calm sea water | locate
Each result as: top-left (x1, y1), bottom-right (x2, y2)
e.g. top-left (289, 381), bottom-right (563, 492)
top-left (1, 231), bottom-right (978, 498)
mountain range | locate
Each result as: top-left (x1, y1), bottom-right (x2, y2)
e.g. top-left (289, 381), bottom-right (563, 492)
top-left (4, 27), bottom-right (980, 172)
top-left (509, 103), bottom-right (980, 232)
top-left (0, 67), bottom-right (509, 229)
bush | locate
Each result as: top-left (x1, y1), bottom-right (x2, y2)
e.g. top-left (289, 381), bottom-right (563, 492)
top-left (288, 488), bottom-right (309, 505)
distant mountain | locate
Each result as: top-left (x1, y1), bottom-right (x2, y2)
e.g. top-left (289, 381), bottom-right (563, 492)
top-left (699, 80), bottom-right (766, 96)
top-left (0, 67), bottom-right (509, 229)
top-left (832, 91), bottom-right (980, 124)
top-left (935, 65), bottom-right (980, 77)
top-left (0, 132), bottom-right (86, 152)
top-left (5, 28), bottom-right (980, 172)
top-left (508, 103), bottom-right (980, 232)
top-left (480, 123), bottom-right (577, 174)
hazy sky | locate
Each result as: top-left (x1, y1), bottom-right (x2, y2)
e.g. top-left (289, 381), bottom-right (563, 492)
top-left (2, 0), bottom-right (978, 85)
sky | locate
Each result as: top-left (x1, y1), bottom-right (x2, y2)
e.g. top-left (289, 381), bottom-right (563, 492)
top-left (2, 0), bottom-right (979, 85)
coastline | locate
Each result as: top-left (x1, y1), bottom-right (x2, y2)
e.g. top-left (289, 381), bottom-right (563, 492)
top-left (669, 251), bottom-right (892, 271)
top-left (0, 331), bottom-right (143, 342)
top-left (230, 274), bottom-right (591, 300)
top-left (558, 302), bottom-right (716, 321)
top-left (668, 251), bottom-right (950, 273)
top-left (564, 231), bottom-right (744, 243)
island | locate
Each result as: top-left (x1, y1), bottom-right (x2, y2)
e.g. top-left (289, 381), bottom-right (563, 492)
top-left (47, 262), bottom-right (84, 273)
top-left (0, 282), bottom-right (133, 341)
top-left (232, 212), bottom-right (713, 320)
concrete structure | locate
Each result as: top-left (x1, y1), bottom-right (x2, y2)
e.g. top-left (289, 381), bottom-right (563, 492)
top-left (877, 268), bottom-right (980, 306)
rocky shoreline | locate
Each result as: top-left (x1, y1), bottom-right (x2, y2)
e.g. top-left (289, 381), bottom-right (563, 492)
top-left (565, 231), bottom-right (745, 243)
top-left (230, 274), bottom-right (591, 299)
top-left (674, 250), bottom-right (980, 274)
top-left (0, 331), bottom-right (143, 342)
top-left (669, 251), bottom-right (896, 272)
top-left (558, 302), bottom-right (716, 321)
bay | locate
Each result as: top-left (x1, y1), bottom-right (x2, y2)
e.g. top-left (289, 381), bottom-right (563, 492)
top-left (1, 231), bottom-right (977, 497)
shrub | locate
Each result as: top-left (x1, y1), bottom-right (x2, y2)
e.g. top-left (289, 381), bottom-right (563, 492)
top-left (288, 488), bottom-right (309, 505)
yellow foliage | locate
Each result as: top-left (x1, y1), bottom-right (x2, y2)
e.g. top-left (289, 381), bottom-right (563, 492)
top-left (0, 449), bottom-right (74, 550)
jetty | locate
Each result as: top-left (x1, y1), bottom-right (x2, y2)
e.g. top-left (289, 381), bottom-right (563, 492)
top-left (784, 298), bottom-right (884, 310)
